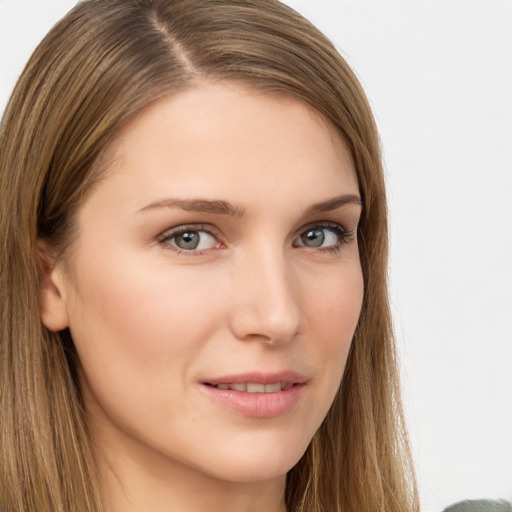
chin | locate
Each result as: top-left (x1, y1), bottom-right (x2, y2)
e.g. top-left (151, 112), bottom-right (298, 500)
top-left (189, 432), bottom-right (311, 484)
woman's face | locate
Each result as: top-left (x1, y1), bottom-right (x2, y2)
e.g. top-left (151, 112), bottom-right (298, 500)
top-left (43, 83), bottom-right (363, 485)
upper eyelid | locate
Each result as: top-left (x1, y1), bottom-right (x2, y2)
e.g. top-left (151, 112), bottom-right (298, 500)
top-left (158, 220), bottom-right (347, 235)
top-left (297, 220), bottom-right (351, 234)
top-left (300, 220), bottom-right (346, 228)
top-left (158, 223), bottom-right (220, 239)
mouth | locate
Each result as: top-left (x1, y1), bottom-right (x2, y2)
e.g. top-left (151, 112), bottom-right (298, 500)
top-left (204, 382), bottom-right (295, 393)
top-left (200, 372), bottom-right (307, 418)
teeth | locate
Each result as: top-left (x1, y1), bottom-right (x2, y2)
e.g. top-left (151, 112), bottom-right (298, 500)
top-left (213, 382), bottom-right (290, 393)
top-left (246, 383), bottom-right (265, 393)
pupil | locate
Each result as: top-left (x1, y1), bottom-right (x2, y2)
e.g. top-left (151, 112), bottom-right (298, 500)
top-left (303, 229), bottom-right (324, 247)
top-left (176, 231), bottom-right (199, 250)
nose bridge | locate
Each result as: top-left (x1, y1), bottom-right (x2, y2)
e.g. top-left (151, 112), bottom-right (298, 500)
top-left (230, 243), bottom-right (302, 344)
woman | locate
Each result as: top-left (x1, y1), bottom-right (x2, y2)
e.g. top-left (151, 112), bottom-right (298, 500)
top-left (0, 1), bottom-right (418, 511)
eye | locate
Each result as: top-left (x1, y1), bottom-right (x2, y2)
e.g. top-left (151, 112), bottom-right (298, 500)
top-left (160, 225), bottom-right (220, 253)
top-left (295, 223), bottom-right (353, 250)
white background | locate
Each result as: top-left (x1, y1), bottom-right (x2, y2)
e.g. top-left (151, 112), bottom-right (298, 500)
top-left (1, 1), bottom-right (511, 511)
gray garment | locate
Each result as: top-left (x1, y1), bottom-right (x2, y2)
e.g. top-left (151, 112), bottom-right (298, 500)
top-left (443, 500), bottom-right (512, 512)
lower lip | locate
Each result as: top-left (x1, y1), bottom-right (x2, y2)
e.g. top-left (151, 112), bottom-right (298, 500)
top-left (200, 383), bottom-right (305, 419)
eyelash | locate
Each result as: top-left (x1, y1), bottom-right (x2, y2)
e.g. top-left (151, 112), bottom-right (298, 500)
top-left (158, 222), bottom-right (355, 256)
top-left (158, 224), bottom-right (221, 256)
top-left (295, 222), bottom-right (355, 254)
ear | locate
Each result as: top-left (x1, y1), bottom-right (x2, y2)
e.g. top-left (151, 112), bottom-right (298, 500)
top-left (37, 240), bottom-right (70, 332)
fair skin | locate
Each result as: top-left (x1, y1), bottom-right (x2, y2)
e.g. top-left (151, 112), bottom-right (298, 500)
top-left (41, 82), bottom-right (363, 512)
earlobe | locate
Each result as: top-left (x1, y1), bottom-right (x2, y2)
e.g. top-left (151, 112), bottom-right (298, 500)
top-left (37, 240), bottom-right (70, 332)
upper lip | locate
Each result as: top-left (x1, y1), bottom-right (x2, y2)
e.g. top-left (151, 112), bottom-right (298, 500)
top-left (202, 371), bottom-right (307, 386)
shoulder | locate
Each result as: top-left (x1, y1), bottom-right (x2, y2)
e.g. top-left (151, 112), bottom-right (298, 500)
top-left (443, 500), bottom-right (512, 512)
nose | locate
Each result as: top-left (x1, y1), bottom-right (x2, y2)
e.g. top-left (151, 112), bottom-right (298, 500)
top-left (228, 248), bottom-right (303, 346)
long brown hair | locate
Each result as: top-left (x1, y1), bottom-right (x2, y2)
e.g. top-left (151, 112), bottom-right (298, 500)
top-left (0, 1), bottom-right (418, 511)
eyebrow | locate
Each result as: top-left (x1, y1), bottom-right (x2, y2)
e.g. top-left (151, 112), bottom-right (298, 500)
top-left (304, 194), bottom-right (362, 215)
top-left (138, 194), bottom-right (361, 217)
top-left (138, 198), bottom-right (246, 216)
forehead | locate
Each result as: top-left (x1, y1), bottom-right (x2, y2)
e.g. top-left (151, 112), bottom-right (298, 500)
top-left (85, 82), bottom-right (359, 215)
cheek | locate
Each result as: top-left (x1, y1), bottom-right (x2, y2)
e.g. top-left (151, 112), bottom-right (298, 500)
top-left (65, 250), bottom-right (223, 415)
top-left (70, 247), bottom-right (218, 345)
top-left (306, 260), bottom-right (364, 344)
top-left (299, 259), bottom-right (364, 400)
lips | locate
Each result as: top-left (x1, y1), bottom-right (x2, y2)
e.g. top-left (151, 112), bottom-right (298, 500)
top-left (200, 371), bottom-right (307, 418)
